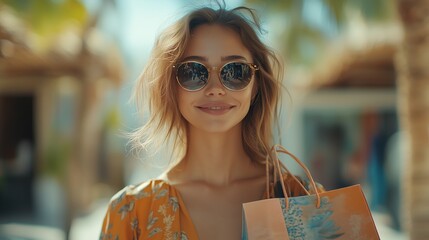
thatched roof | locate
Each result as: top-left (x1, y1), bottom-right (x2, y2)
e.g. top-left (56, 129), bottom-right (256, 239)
top-left (300, 23), bottom-right (402, 89)
top-left (0, 8), bottom-right (123, 87)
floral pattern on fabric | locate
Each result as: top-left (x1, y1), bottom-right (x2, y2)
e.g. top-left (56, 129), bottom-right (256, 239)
top-left (100, 180), bottom-right (196, 240)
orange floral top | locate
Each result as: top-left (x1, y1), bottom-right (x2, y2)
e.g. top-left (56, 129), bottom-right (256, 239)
top-left (100, 177), bottom-right (324, 240)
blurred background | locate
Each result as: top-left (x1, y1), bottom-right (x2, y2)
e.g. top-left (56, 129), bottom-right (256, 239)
top-left (0, 0), bottom-right (427, 239)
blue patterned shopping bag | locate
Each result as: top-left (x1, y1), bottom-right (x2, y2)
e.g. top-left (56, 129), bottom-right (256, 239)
top-left (242, 145), bottom-right (380, 240)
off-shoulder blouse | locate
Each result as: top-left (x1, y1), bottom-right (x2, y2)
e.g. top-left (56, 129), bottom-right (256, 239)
top-left (100, 176), bottom-right (324, 240)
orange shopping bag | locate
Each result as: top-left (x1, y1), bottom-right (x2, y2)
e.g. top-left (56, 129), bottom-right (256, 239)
top-left (242, 145), bottom-right (380, 240)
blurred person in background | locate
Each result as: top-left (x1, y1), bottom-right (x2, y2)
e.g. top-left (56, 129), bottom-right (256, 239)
top-left (99, 2), bottom-right (324, 239)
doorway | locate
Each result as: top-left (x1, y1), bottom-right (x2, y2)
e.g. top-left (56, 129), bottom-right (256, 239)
top-left (0, 95), bottom-right (35, 222)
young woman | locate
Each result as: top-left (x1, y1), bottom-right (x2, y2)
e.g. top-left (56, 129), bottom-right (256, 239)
top-left (100, 3), bottom-right (322, 240)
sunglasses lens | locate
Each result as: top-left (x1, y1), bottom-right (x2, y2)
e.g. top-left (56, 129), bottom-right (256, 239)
top-left (220, 62), bottom-right (253, 90)
top-left (176, 62), bottom-right (208, 91)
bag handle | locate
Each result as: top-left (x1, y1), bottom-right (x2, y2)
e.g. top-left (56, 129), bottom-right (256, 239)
top-left (265, 144), bottom-right (321, 209)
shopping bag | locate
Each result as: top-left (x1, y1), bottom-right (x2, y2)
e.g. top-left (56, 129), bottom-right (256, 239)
top-left (242, 145), bottom-right (380, 240)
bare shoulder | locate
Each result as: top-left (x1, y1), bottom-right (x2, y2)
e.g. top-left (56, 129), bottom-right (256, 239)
top-left (108, 179), bottom-right (171, 209)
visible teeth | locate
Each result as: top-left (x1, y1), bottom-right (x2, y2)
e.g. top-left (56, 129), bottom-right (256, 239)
top-left (208, 106), bottom-right (222, 110)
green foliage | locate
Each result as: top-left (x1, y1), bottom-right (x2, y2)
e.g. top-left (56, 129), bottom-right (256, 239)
top-left (245, 0), bottom-right (394, 65)
top-left (43, 135), bottom-right (71, 180)
top-left (104, 105), bottom-right (122, 131)
top-left (284, 20), bottom-right (326, 65)
top-left (0, 0), bottom-right (87, 49)
top-left (247, 0), bottom-right (393, 24)
top-left (325, 0), bottom-right (394, 26)
top-left (246, 0), bottom-right (297, 11)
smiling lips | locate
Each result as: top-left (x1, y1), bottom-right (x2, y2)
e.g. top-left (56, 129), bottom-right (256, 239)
top-left (196, 103), bottom-right (235, 115)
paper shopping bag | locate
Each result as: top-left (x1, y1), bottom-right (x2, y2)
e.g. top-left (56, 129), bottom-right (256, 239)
top-left (242, 184), bottom-right (379, 240)
top-left (241, 145), bottom-right (380, 240)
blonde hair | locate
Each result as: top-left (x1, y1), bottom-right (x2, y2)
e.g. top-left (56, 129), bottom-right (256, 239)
top-left (130, 5), bottom-right (283, 166)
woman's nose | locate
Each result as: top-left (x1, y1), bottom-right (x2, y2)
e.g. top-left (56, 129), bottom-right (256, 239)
top-left (204, 73), bottom-right (226, 96)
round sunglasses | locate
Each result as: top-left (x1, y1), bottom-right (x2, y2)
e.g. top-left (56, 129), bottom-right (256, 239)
top-left (173, 61), bottom-right (259, 91)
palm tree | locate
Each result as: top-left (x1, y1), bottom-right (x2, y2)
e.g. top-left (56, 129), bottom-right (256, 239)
top-left (0, 0), bottom-right (88, 52)
top-left (245, 0), bottom-right (393, 66)
top-left (396, 0), bottom-right (429, 239)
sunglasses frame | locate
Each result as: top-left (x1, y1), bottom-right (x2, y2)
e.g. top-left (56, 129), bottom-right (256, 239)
top-left (173, 61), bottom-right (259, 92)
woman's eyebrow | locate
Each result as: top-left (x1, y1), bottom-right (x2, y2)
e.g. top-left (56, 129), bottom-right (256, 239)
top-left (221, 55), bottom-right (247, 61)
top-left (180, 55), bottom-right (248, 62)
top-left (181, 56), bottom-right (207, 62)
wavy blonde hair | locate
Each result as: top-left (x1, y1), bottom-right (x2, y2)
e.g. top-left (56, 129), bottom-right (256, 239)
top-left (130, 4), bottom-right (283, 166)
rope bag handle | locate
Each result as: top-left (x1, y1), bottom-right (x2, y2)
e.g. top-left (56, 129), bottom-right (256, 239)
top-left (265, 144), bottom-right (321, 209)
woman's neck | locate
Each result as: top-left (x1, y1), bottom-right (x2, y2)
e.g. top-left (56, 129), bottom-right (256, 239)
top-left (168, 124), bottom-right (263, 187)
